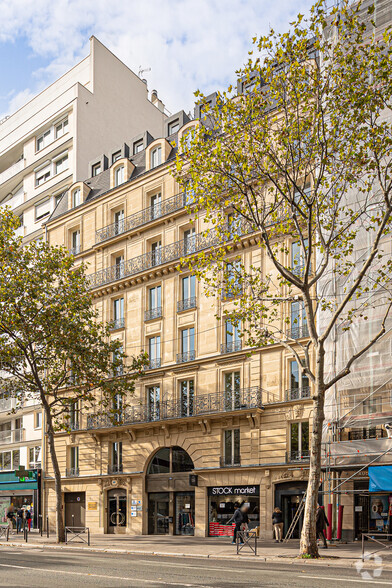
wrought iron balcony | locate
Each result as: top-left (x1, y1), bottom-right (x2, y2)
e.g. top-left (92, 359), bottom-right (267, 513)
top-left (177, 297), bottom-right (197, 312)
top-left (148, 358), bottom-right (161, 370)
top-left (108, 464), bottom-right (123, 474)
top-left (88, 220), bottom-right (254, 289)
top-left (348, 427), bottom-right (386, 441)
top-left (69, 245), bottom-right (81, 256)
top-left (285, 387), bottom-right (311, 401)
top-left (221, 340), bottom-right (242, 354)
top-left (69, 420), bottom-right (80, 431)
top-left (144, 307), bottom-right (162, 321)
top-left (109, 318), bottom-right (125, 331)
top-left (287, 325), bottom-right (309, 339)
top-left (176, 350), bottom-right (196, 364)
top-left (286, 450), bottom-right (310, 463)
top-left (220, 456), bottom-right (241, 468)
top-left (87, 386), bottom-right (263, 430)
top-left (95, 192), bottom-right (188, 243)
top-left (65, 467), bottom-right (80, 477)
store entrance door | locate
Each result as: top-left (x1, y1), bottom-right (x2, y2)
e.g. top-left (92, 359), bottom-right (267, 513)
top-left (107, 488), bottom-right (127, 534)
top-left (282, 494), bottom-right (303, 538)
top-left (175, 492), bottom-right (195, 535)
top-left (148, 492), bottom-right (170, 534)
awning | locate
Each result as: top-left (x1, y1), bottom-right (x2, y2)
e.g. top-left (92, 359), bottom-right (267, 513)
top-left (369, 465), bottom-right (392, 492)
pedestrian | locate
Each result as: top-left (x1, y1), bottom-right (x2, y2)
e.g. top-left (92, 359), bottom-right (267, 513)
top-left (316, 504), bottom-right (329, 549)
top-left (6, 508), bottom-right (15, 533)
top-left (272, 507), bottom-right (284, 542)
top-left (25, 509), bottom-right (32, 532)
top-left (230, 504), bottom-right (249, 545)
top-left (16, 507), bottom-right (24, 533)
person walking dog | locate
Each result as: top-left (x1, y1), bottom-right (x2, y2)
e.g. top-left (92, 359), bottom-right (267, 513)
top-left (272, 507), bottom-right (284, 542)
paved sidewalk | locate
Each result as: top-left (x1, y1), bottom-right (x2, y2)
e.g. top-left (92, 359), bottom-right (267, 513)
top-left (2, 531), bottom-right (392, 568)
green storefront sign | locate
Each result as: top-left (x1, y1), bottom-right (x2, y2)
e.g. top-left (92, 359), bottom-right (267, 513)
top-left (0, 468), bottom-right (39, 491)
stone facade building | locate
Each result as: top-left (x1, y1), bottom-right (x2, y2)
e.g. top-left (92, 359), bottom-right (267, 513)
top-left (45, 112), bottom-right (313, 537)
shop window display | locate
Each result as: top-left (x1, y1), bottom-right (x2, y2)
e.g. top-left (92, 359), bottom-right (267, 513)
top-left (208, 485), bottom-right (260, 536)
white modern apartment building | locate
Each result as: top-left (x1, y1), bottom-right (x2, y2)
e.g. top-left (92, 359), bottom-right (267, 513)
top-left (0, 36), bottom-right (168, 526)
top-left (0, 35), bottom-right (167, 242)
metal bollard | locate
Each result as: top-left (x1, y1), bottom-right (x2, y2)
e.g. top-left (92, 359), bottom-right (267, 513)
top-left (39, 514), bottom-right (43, 537)
top-left (72, 514), bottom-right (75, 527)
top-left (46, 516), bottom-right (49, 538)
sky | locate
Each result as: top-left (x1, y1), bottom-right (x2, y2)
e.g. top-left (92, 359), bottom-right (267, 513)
top-left (0, 0), bottom-right (315, 120)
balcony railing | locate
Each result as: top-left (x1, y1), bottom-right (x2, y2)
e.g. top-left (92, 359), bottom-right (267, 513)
top-left (177, 297), bottom-right (197, 312)
top-left (108, 464), bottom-right (123, 474)
top-left (0, 397), bottom-right (16, 412)
top-left (287, 325), bottom-right (309, 339)
top-left (221, 340), bottom-right (242, 354)
top-left (69, 420), bottom-right (80, 431)
top-left (0, 429), bottom-right (24, 444)
top-left (176, 350), bottom-right (196, 364)
top-left (348, 427), bottom-right (386, 441)
top-left (69, 245), bottom-right (81, 256)
top-left (285, 387), bottom-right (311, 401)
top-left (87, 386), bottom-right (263, 430)
top-left (148, 358), bottom-right (161, 370)
top-left (95, 192), bottom-right (189, 243)
top-left (144, 307), bottom-right (162, 321)
top-left (0, 158), bottom-right (24, 186)
top-left (88, 220), bottom-right (254, 289)
top-left (220, 456), bottom-right (241, 468)
top-left (65, 467), bottom-right (80, 477)
top-left (109, 318), bottom-right (125, 331)
top-left (287, 450), bottom-right (310, 462)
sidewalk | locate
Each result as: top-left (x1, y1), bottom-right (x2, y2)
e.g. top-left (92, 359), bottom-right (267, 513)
top-left (2, 531), bottom-right (392, 568)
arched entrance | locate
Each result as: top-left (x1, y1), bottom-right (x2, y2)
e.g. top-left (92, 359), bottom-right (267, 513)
top-left (146, 446), bottom-right (195, 536)
top-left (107, 488), bottom-right (127, 534)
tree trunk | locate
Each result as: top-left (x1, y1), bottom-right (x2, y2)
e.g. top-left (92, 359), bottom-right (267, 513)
top-left (44, 406), bottom-right (66, 543)
top-left (300, 345), bottom-right (326, 557)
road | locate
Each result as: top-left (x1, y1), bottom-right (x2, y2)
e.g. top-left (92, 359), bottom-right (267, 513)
top-left (0, 546), bottom-right (391, 587)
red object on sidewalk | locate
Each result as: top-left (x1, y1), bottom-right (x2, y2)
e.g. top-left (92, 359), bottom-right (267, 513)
top-left (337, 505), bottom-right (344, 540)
top-left (327, 504), bottom-right (333, 541)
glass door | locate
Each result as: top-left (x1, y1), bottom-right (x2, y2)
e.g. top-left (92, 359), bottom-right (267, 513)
top-left (107, 488), bottom-right (127, 533)
top-left (175, 492), bottom-right (195, 536)
top-left (224, 372), bottom-right (241, 410)
top-left (148, 492), bottom-right (170, 535)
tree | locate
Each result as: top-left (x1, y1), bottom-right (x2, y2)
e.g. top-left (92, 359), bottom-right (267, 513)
top-left (0, 209), bottom-right (147, 543)
top-left (175, 0), bottom-right (392, 557)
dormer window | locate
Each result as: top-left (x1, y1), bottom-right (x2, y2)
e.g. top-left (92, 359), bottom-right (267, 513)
top-left (92, 162), bottom-right (101, 176)
top-left (115, 165), bottom-right (125, 187)
top-left (133, 140), bottom-right (144, 155)
top-left (72, 188), bottom-right (81, 208)
top-left (112, 151), bottom-right (121, 163)
top-left (150, 146), bottom-right (162, 169)
top-left (168, 120), bottom-right (180, 135)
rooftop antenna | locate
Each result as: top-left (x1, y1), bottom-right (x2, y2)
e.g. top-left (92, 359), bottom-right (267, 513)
top-left (138, 66), bottom-right (151, 78)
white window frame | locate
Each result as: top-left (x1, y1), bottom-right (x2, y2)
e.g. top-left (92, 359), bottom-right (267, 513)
top-left (36, 129), bottom-right (51, 152)
top-left (35, 163), bottom-right (51, 187)
top-left (72, 188), bottom-right (81, 208)
top-left (115, 165), bottom-right (125, 187)
top-left (35, 198), bottom-right (51, 221)
top-left (150, 146), bottom-right (162, 168)
top-left (53, 152), bottom-right (68, 175)
top-left (55, 117), bottom-right (68, 139)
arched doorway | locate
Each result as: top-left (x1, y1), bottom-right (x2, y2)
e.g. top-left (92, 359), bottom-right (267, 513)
top-left (146, 446), bottom-right (195, 536)
top-left (107, 488), bottom-right (127, 534)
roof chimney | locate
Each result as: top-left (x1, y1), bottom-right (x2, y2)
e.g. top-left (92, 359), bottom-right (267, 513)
top-left (151, 89), bottom-right (165, 113)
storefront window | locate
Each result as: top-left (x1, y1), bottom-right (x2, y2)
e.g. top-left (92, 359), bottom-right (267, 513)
top-left (208, 485), bottom-right (260, 536)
